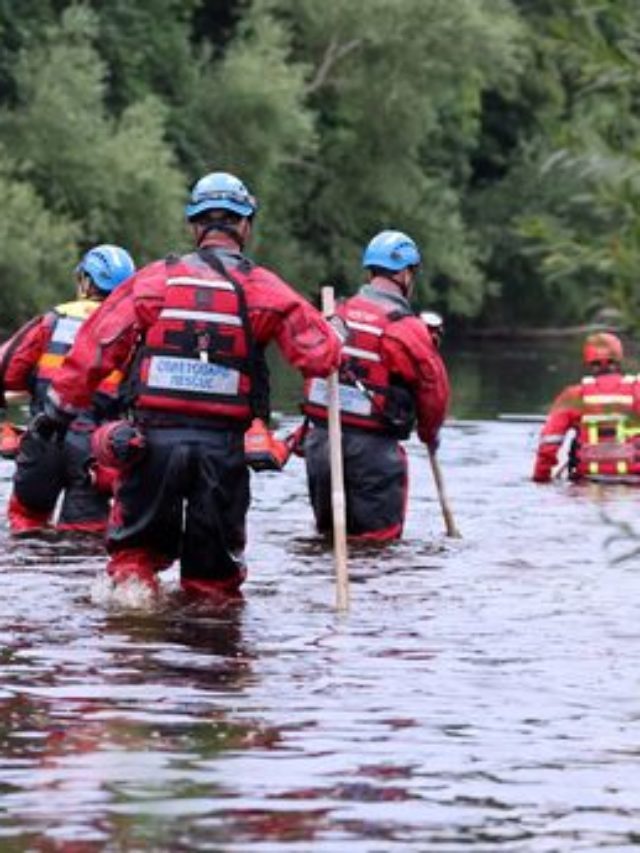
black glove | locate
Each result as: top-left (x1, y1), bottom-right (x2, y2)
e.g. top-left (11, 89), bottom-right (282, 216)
top-left (29, 403), bottom-right (74, 443)
top-left (108, 422), bottom-right (147, 465)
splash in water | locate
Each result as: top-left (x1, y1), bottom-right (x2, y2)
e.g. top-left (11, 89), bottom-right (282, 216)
top-left (90, 571), bottom-right (165, 611)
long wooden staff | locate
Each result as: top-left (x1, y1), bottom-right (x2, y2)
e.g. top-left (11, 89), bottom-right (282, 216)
top-left (321, 286), bottom-right (349, 611)
top-left (428, 447), bottom-right (462, 539)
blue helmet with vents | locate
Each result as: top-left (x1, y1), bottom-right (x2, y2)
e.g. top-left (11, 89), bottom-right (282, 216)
top-left (185, 172), bottom-right (258, 220)
top-left (362, 230), bottom-right (421, 271)
top-left (77, 245), bottom-right (135, 293)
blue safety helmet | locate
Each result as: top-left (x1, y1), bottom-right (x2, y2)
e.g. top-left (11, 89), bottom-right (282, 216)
top-left (362, 230), bottom-right (421, 272)
top-left (77, 244), bottom-right (136, 294)
top-left (185, 171), bottom-right (258, 220)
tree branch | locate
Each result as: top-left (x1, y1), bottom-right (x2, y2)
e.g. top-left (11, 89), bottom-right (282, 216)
top-left (306, 37), bottom-right (362, 95)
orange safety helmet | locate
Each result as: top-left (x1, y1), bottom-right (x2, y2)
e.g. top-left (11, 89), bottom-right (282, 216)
top-left (582, 332), bottom-right (623, 366)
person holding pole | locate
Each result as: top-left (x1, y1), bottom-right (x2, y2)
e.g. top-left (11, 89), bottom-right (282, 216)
top-left (301, 230), bottom-right (450, 542)
top-left (38, 171), bottom-right (342, 599)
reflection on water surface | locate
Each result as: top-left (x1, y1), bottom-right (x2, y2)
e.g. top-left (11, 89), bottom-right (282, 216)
top-left (0, 342), bottom-right (640, 849)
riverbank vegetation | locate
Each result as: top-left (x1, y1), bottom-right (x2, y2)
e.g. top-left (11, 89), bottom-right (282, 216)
top-left (0, 0), bottom-right (638, 330)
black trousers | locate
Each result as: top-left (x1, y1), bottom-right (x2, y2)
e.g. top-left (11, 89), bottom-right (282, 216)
top-left (304, 425), bottom-right (408, 541)
top-left (13, 426), bottom-right (109, 528)
top-left (108, 427), bottom-right (249, 581)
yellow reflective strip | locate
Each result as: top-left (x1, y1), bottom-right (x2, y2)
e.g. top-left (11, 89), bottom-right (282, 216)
top-left (583, 394), bottom-right (634, 405)
top-left (586, 422), bottom-right (599, 476)
top-left (583, 413), bottom-right (625, 423)
top-left (55, 299), bottom-right (97, 320)
top-left (618, 461), bottom-right (629, 474)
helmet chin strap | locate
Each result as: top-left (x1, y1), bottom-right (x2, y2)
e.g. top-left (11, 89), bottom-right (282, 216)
top-left (77, 273), bottom-right (91, 299)
top-left (198, 222), bottom-right (242, 245)
top-left (390, 269), bottom-right (413, 297)
top-left (196, 219), bottom-right (250, 249)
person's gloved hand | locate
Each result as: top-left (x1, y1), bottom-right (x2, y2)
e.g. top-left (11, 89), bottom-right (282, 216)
top-left (29, 401), bottom-right (74, 443)
top-left (327, 314), bottom-right (350, 344)
top-left (109, 422), bottom-right (147, 465)
top-left (91, 420), bottom-right (147, 469)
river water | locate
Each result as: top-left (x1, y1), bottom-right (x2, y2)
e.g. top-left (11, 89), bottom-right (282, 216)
top-left (1, 340), bottom-right (640, 851)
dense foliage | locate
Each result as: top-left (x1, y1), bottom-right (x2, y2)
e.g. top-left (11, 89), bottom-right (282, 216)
top-left (0, 0), bottom-right (638, 329)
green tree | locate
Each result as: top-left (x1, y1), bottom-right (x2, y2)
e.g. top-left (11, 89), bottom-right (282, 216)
top-left (174, 0), bottom-right (318, 284)
top-left (0, 147), bottom-right (78, 323)
top-left (261, 0), bottom-right (525, 312)
top-left (474, 0), bottom-right (640, 328)
top-left (88, 0), bottom-right (202, 112)
top-left (0, 5), bottom-right (187, 267)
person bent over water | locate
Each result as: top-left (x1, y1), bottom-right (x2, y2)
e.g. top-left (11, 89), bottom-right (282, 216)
top-left (0, 245), bottom-right (135, 535)
top-left (301, 230), bottom-right (450, 542)
top-left (41, 171), bottom-right (342, 599)
top-left (533, 332), bottom-right (640, 484)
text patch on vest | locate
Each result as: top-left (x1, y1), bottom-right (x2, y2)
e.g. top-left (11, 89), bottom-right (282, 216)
top-left (307, 377), bottom-right (372, 416)
top-left (148, 356), bottom-right (240, 395)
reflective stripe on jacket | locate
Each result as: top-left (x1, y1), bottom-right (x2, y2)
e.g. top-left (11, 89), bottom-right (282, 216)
top-left (34, 300), bottom-right (122, 416)
top-left (33, 300), bottom-right (98, 407)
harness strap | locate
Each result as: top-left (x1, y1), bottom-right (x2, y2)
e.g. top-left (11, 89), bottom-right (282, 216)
top-left (197, 248), bottom-right (269, 421)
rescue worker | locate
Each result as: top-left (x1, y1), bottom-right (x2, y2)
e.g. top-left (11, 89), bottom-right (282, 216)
top-left (0, 245), bottom-right (135, 534)
top-left (533, 331), bottom-right (640, 483)
top-left (38, 171), bottom-right (342, 597)
top-left (302, 230), bottom-right (450, 541)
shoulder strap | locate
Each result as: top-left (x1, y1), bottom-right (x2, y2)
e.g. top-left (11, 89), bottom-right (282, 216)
top-left (197, 247), bottom-right (269, 421)
top-left (118, 255), bottom-right (182, 414)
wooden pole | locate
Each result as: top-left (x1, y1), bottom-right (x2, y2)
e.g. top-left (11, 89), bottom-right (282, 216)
top-left (321, 286), bottom-right (349, 611)
top-left (428, 447), bottom-right (462, 539)
top-left (553, 459), bottom-right (569, 480)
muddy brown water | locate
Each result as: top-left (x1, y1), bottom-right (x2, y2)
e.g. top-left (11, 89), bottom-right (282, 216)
top-left (1, 341), bottom-right (639, 851)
